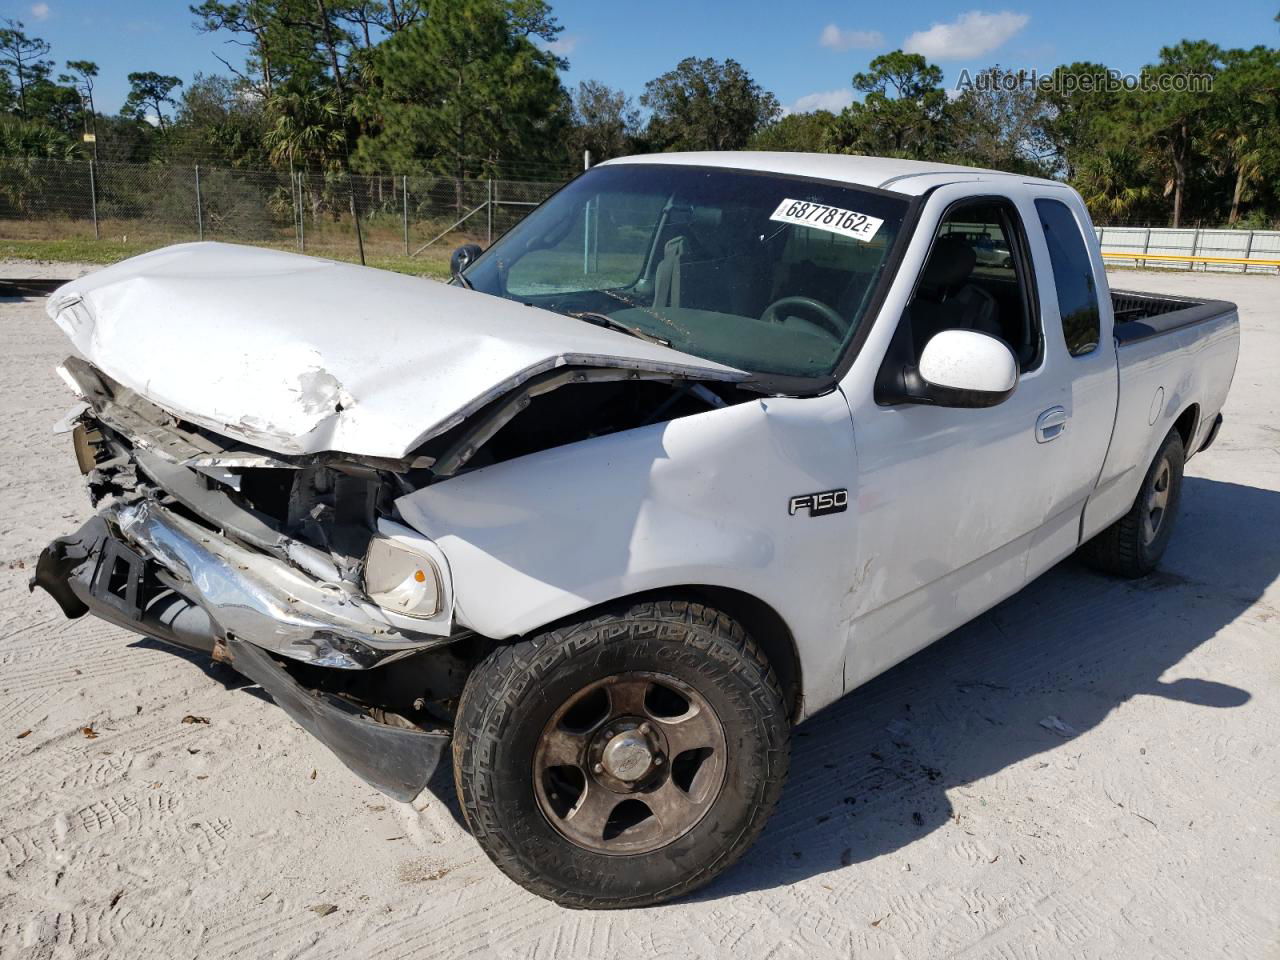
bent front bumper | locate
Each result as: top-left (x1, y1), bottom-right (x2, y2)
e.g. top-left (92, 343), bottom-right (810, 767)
top-left (117, 499), bottom-right (447, 669)
top-left (30, 508), bottom-right (451, 802)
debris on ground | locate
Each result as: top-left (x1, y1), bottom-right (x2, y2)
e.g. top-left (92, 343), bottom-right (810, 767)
top-left (957, 680), bottom-right (1009, 694)
top-left (16, 729), bottom-right (31, 739)
top-left (80, 725), bottom-right (98, 739)
top-left (181, 715), bottom-right (210, 725)
top-left (1039, 716), bottom-right (1078, 738)
top-left (310, 903), bottom-right (338, 917)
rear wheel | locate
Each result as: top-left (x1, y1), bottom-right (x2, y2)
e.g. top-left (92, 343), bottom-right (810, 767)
top-left (451, 600), bottom-right (790, 908)
top-left (1081, 427), bottom-right (1185, 578)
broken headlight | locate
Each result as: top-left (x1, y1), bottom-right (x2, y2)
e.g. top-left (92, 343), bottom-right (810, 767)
top-left (362, 536), bottom-right (442, 618)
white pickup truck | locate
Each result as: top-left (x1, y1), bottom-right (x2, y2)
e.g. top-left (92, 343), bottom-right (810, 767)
top-left (33, 152), bottom-right (1238, 908)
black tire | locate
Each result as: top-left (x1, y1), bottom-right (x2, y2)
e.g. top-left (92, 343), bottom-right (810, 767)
top-left (1081, 427), bottom-right (1184, 578)
top-left (452, 599), bottom-right (790, 909)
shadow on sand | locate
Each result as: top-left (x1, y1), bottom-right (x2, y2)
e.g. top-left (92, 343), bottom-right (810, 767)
top-left (693, 476), bottom-right (1272, 899)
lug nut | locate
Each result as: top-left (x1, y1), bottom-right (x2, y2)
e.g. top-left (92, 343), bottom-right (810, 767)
top-left (654, 756), bottom-right (663, 765)
top-left (593, 762), bottom-right (603, 774)
top-left (639, 722), bottom-right (650, 735)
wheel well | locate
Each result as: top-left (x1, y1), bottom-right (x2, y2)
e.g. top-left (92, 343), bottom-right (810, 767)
top-left (678, 586), bottom-right (803, 722)
top-left (533, 586), bottom-right (804, 722)
top-left (1173, 403), bottom-right (1200, 450)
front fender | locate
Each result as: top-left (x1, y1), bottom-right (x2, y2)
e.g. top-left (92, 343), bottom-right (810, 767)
top-left (394, 392), bottom-right (860, 714)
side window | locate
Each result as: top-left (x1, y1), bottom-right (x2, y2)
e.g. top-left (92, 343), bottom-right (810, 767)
top-left (903, 199), bottom-right (1041, 370)
top-left (1035, 198), bottom-right (1100, 357)
top-left (938, 219), bottom-right (1015, 280)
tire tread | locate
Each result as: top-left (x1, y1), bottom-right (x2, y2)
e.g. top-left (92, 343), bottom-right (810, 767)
top-left (452, 599), bottom-right (790, 909)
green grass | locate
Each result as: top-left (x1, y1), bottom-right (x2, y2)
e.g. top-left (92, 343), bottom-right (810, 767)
top-left (0, 237), bottom-right (159, 265)
top-left (347, 252), bottom-right (451, 279)
top-left (0, 236), bottom-right (454, 281)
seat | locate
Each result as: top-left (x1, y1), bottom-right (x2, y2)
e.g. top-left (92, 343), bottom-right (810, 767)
top-left (652, 236), bottom-right (685, 309)
top-left (906, 236), bottom-right (1002, 354)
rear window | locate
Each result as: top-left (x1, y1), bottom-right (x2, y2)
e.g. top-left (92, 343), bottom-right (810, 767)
top-left (1035, 198), bottom-right (1100, 357)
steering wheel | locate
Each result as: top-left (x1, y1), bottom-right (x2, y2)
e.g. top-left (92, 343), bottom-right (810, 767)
top-left (759, 296), bottom-right (846, 339)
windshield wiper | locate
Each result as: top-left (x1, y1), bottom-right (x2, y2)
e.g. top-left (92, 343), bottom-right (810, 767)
top-left (567, 311), bottom-right (670, 347)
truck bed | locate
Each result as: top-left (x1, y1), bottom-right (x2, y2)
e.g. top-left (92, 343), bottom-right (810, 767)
top-left (1081, 286), bottom-right (1239, 546)
top-left (1111, 289), bottom-right (1236, 344)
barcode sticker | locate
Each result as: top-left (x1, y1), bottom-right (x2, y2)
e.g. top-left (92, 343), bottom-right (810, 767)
top-left (769, 198), bottom-right (883, 242)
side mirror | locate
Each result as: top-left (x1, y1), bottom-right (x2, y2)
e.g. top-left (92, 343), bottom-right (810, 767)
top-left (450, 243), bottom-right (483, 282)
top-left (907, 329), bottom-right (1018, 408)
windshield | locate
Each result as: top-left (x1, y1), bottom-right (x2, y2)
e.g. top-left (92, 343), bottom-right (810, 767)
top-left (464, 164), bottom-right (911, 379)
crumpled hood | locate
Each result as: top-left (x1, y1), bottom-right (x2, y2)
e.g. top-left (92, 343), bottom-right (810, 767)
top-left (47, 242), bottom-right (745, 459)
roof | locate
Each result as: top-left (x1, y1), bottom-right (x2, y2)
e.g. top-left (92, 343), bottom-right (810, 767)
top-left (602, 151), bottom-right (1064, 197)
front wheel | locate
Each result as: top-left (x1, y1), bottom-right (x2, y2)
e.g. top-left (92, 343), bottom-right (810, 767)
top-left (451, 600), bottom-right (790, 908)
top-left (1080, 427), bottom-right (1185, 578)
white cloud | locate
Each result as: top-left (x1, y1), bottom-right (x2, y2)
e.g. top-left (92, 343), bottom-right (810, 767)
top-left (819, 24), bottom-right (884, 52)
top-left (783, 88), bottom-right (855, 116)
top-left (903, 10), bottom-right (1029, 61)
top-left (544, 34), bottom-right (578, 56)
top-left (30, 2), bottom-right (50, 20)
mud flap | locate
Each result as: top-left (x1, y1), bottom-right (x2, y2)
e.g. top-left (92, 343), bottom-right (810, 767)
top-left (222, 637), bottom-right (450, 803)
top-left (28, 515), bottom-right (104, 618)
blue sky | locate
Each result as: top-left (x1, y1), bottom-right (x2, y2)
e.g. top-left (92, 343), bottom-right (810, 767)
top-left (3, 0), bottom-right (1275, 115)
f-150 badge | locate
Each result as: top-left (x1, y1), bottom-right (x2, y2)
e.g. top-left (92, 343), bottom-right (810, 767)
top-left (788, 489), bottom-right (848, 517)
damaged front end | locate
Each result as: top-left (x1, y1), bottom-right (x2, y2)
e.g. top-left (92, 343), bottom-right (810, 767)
top-left (33, 349), bottom-right (747, 802)
top-left (45, 357), bottom-right (459, 664)
top-left (31, 241), bottom-right (760, 804)
top-left (31, 357), bottom-right (468, 800)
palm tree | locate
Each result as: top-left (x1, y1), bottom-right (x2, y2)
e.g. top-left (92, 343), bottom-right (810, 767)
top-left (1210, 47), bottom-right (1280, 224)
top-left (262, 83), bottom-right (345, 171)
top-left (1075, 146), bottom-right (1160, 222)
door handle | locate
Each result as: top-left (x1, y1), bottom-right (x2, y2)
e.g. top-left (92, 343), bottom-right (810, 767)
top-left (1035, 406), bottom-right (1068, 443)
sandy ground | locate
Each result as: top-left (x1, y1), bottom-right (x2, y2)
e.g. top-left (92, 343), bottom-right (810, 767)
top-left (0, 264), bottom-right (1276, 959)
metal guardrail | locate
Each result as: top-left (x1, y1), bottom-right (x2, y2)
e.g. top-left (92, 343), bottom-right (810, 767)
top-left (1102, 252), bottom-right (1280, 268)
top-left (1096, 225), bottom-right (1280, 275)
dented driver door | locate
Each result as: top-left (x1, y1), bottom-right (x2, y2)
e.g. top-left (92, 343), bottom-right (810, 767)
top-left (838, 185), bottom-right (1066, 692)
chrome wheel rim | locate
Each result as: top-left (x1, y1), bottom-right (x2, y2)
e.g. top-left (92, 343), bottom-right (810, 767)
top-left (532, 672), bottom-right (727, 855)
top-left (1142, 458), bottom-right (1171, 545)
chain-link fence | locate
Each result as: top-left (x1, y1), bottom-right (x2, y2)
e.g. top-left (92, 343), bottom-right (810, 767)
top-left (6, 157), bottom-right (1278, 277)
top-left (0, 156), bottom-right (568, 273)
